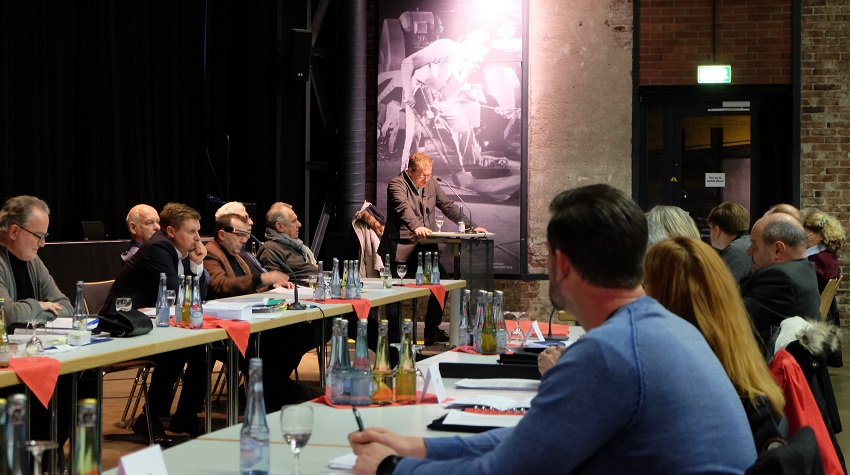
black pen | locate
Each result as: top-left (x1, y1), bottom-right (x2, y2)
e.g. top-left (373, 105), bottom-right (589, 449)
top-left (352, 407), bottom-right (365, 431)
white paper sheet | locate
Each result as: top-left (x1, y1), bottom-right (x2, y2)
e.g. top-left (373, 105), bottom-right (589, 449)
top-left (454, 378), bottom-right (540, 391)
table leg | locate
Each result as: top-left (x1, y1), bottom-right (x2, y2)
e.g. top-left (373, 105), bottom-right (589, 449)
top-left (204, 343), bottom-right (212, 434)
top-left (227, 339), bottom-right (239, 426)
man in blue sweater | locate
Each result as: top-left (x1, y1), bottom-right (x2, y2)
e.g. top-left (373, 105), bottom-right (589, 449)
top-left (349, 184), bottom-right (757, 474)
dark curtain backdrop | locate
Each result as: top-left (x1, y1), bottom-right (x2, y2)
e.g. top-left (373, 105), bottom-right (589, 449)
top-left (0, 1), bottom-right (207, 240)
top-left (0, 1), bottom-right (340, 243)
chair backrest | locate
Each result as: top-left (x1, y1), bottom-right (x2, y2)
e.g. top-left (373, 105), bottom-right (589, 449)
top-left (82, 221), bottom-right (106, 241)
top-left (83, 280), bottom-right (115, 314)
top-left (819, 275), bottom-right (843, 321)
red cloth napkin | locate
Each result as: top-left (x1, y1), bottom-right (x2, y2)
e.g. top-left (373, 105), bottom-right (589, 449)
top-left (311, 392), bottom-right (439, 408)
top-left (308, 299), bottom-right (372, 320)
top-left (452, 345), bottom-right (481, 354)
top-left (8, 356), bottom-right (61, 408)
top-left (202, 315), bottom-right (250, 357)
top-left (403, 283), bottom-right (447, 310)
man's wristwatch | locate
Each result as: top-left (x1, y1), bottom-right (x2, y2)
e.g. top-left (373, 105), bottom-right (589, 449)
top-left (377, 455), bottom-right (404, 475)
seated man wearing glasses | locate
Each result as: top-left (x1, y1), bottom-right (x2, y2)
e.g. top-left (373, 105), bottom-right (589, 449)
top-left (0, 195), bottom-right (70, 328)
top-left (0, 195), bottom-right (78, 468)
top-left (205, 213), bottom-right (318, 408)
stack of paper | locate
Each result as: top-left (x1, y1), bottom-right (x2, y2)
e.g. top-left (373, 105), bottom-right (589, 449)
top-left (202, 301), bottom-right (253, 320)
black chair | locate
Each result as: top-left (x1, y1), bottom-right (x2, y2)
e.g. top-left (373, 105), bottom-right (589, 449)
top-left (745, 426), bottom-right (825, 475)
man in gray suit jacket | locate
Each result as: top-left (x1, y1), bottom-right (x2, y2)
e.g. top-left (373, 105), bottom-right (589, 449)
top-left (378, 152), bottom-right (486, 344)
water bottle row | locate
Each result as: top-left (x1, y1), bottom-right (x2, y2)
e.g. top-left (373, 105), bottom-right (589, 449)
top-left (314, 258), bottom-right (363, 301)
top-left (325, 317), bottom-right (419, 406)
top-left (457, 289), bottom-right (508, 355)
top-left (155, 273), bottom-right (203, 328)
top-left (413, 251), bottom-right (441, 286)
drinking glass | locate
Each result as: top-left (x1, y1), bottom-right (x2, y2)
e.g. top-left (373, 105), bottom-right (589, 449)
top-left (396, 264), bottom-right (407, 286)
top-left (115, 297), bottom-right (132, 312)
top-left (506, 312), bottom-right (527, 348)
top-left (322, 271), bottom-right (333, 295)
top-left (25, 318), bottom-right (44, 356)
top-left (280, 404), bottom-right (313, 475)
top-left (26, 440), bottom-right (59, 475)
top-left (380, 267), bottom-right (393, 289)
top-left (435, 215), bottom-right (445, 232)
top-left (306, 275), bottom-right (317, 291)
top-left (166, 290), bottom-right (176, 308)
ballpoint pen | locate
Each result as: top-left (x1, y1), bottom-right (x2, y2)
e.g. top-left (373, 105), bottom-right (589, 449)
top-left (352, 407), bottom-right (365, 431)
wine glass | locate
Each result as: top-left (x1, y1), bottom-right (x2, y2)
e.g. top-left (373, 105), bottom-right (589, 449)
top-left (25, 318), bottom-right (44, 356)
top-left (396, 264), bottom-right (407, 286)
top-left (506, 311), bottom-right (527, 348)
top-left (435, 215), bottom-right (445, 232)
top-left (306, 275), bottom-right (318, 299)
top-left (115, 297), bottom-right (132, 312)
top-left (26, 440), bottom-right (59, 475)
top-left (280, 404), bottom-right (313, 475)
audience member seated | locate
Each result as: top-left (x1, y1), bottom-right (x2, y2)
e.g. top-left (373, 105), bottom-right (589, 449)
top-left (205, 213), bottom-right (319, 408)
top-left (121, 204), bottom-right (161, 262)
top-left (258, 202), bottom-right (317, 283)
top-left (741, 213), bottom-right (821, 350)
top-left (803, 211), bottom-right (845, 322)
top-left (645, 204), bottom-right (700, 247)
top-left (348, 184), bottom-right (757, 474)
top-left (644, 236), bottom-right (786, 453)
top-left (707, 201), bottom-right (753, 282)
top-left (0, 195), bottom-right (85, 469)
top-left (102, 203), bottom-right (210, 443)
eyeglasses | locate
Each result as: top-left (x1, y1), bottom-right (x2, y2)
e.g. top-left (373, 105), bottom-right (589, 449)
top-left (228, 229), bottom-right (251, 240)
top-left (18, 225), bottom-right (49, 244)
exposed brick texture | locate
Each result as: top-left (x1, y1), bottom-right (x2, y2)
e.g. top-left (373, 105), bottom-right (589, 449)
top-left (639, 0), bottom-right (792, 85)
top-left (800, 1), bottom-right (850, 320)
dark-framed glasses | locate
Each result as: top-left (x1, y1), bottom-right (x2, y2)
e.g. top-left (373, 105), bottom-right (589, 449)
top-left (18, 225), bottom-right (49, 244)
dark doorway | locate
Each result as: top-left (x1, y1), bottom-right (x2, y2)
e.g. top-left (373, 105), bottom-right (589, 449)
top-left (637, 85), bottom-right (795, 230)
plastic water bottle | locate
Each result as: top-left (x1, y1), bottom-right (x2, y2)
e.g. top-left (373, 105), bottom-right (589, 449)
top-left (330, 258), bottom-right (341, 299)
top-left (155, 272), bottom-right (170, 327)
top-left (240, 358), bottom-right (270, 475)
top-left (73, 281), bottom-right (87, 330)
top-left (189, 276), bottom-right (204, 329)
top-left (494, 291), bottom-right (507, 354)
top-left (415, 252), bottom-right (424, 285)
top-left (349, 319), bottom-right (373, 406)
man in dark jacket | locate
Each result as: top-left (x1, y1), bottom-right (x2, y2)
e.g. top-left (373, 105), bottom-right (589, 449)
top-left (741, 213), bottom-right (821, 347)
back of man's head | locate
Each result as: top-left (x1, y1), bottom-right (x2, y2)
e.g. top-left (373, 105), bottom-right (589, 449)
top-left (761, 215), bottom-right (807, 255)
top-left (707, 201), bottom-right (750, 235)
top-left (215, 213), bottom-right (248, 233)
top-left (160, 203), bottom-right (201, 230)
top-left (0, 196), bottom-right (49, 233)
top-left (547, 184), bottom-right (647, 289)
top-left (765, 203), bottom-right (802, 223)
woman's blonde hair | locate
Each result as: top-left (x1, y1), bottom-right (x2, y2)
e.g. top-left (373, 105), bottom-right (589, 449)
top-left (803, 210), bottom-right (846, 253)
top-left (645, 236), bottom-right (784, 417)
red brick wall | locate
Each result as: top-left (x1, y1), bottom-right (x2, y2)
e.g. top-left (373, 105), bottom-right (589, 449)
top-left (640, 0), bottom-right (792, 85)
top-left (800, 1), bottom-right (850, 320)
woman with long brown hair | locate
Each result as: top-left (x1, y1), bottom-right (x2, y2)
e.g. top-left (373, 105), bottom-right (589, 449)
top-left (644, 236), bottom-right (785, 451)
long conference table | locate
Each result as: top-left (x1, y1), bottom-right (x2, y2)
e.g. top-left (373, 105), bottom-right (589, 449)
top-left (0, 278), bottom-right (467, 471)
top-left (102, 351), bottom-right (541, 475)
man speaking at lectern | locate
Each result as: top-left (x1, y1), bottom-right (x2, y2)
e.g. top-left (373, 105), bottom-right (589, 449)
top-left (379, 152), bottom-right (486, 344)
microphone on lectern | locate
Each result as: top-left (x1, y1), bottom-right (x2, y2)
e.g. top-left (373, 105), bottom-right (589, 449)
top-left (223, 226), bottom-right (308, 310)
top-left (435, 177), bottom-right (474, 233)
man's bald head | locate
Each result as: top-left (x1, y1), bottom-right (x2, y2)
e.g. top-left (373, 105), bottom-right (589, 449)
top-left (748, 212), bottom-right (807, 271)
top-left (126, 204), bottom-right (161, 243)
top-left (763, 203), bottom-right (802, 223)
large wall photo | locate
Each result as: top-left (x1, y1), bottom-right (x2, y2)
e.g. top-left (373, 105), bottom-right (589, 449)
top-left (376, 0), bottom-right (525, 275)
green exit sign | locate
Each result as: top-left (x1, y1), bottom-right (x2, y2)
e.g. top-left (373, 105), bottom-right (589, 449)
top-left (698, 65), bottom-right (732, 83)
